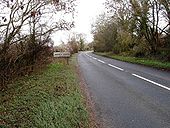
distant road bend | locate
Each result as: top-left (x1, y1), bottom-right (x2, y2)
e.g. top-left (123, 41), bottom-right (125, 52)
top-left (78, 51), bottom-right (170, 128)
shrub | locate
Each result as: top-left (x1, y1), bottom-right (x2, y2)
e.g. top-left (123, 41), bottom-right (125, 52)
top-left (0, 37), bottom-right (53, 91)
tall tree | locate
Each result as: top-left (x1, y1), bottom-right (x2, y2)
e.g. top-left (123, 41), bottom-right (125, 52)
top-left (105, 0), bottom-right (169, 55)
top-left (92, 14), bottom-right (118, 52)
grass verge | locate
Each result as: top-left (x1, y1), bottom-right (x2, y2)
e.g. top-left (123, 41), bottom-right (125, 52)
top-left (94, 52), bottom-right (170, 70)
top-left (0, 55), bottom-right (89, 128)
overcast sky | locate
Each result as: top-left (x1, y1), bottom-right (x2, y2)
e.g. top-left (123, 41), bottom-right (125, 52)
top-left (52, 0), bottom-right (106, 46)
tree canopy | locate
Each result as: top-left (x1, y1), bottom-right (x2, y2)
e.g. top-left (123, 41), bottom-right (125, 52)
top-left (92, 0), bottom-right (170, 59)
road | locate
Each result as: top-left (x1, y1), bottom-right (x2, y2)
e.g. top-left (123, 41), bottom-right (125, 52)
top-left (78, 52), bottom-right (170, 128)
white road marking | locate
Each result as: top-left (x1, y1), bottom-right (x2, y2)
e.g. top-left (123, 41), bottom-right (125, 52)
top-left (86, 54), bottom-right (170, 91)
top-left (132, 74), bottom-right (170, 91)
top-left (108, 64), bottom-right (124, 71)
top-left (86, 54), bottom-right (92, 58)
top-left (97, 59), bottom-right (106, 64)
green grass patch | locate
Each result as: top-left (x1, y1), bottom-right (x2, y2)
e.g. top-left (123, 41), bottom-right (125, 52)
top-left (95, 52), bottom-right (170, 70)
top-left (0, 55), bottom-right (89, 128)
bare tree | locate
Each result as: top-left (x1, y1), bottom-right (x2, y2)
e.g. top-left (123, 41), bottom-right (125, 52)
top-left (0, 0), bottom-right (76, 90)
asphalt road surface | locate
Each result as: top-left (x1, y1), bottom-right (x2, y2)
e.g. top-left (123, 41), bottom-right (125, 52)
top-left (78, 52), bottom-right (170, 128)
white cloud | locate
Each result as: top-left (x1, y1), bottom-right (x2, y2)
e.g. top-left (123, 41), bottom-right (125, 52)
top-left (52, 0), bottom-right (106, 46)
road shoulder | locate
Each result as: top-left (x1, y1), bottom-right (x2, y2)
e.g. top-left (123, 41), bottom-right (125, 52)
top-left (76, 53), bottom-right (101, 128)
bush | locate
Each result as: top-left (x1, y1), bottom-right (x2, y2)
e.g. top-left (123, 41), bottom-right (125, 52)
top-left (132, 38), bottom-right (150, 57)
top-left (0, 37), bottom-right (53, 91)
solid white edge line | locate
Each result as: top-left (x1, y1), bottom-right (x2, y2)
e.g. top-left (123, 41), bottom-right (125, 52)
top-left (108, 64), bottom-right (124, 71)
top-left (132, 74), bottom-right (170, 91)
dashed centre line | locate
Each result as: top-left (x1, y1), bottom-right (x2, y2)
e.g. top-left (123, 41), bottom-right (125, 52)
top-left (97, 59), bottom-right (105, 64)
top-left (108, 64), bottom-right (124, 71)
top-left (86, 53), bottom-right (124, 71)
top-left (132, 74), bottom-right (170, 91)
top-left (87, 53), bottom-right (124, 71)
top-left (85, 53), bottom-right (170, 91)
